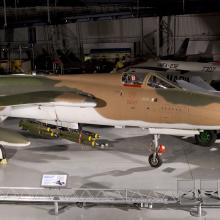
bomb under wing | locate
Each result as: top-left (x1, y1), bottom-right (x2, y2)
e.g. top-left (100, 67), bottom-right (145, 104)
top-left (19, 119), bottom-right (101, 147)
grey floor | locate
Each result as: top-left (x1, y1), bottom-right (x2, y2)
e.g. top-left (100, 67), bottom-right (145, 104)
top-left (1, 118), bottom-right (220, 219)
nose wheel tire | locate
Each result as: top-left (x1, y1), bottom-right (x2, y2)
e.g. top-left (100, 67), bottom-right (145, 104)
top-left (148, 153), bottom-right (162, 168)
top-left (195, 130), bottom-right (217, 147)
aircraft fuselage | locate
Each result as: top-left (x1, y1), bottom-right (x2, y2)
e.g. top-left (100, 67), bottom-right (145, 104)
top-left (0, 74), bottom-right (219, 130)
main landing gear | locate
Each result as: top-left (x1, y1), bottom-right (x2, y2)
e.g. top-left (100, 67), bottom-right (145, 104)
top-left (195, 130), bottom-right (217, 147)
top-left (148, 134), bottom-right (166, 168)
top-left (0, 145), bottom-right (7, 165)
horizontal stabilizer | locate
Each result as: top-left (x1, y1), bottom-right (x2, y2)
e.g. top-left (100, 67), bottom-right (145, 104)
top-left (149, 128), bottom-right (199, 136)
top-left (0, 128), bottom-right (30, 147)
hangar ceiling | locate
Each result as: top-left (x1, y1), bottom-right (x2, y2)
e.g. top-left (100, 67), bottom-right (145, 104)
top-left (0, 0), bottom-right (220, 28)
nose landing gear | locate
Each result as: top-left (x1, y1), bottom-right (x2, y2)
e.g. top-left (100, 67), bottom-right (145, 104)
top-left (148, 134), bottom-right (165, 168)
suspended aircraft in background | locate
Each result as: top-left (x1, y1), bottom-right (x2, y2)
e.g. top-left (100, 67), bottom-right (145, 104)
top-left (129, 39), bottom-right (220, 93)
top-left (131, 37), bottom-right (220, 89)
top-left (0, 71), bottom-right (220, 168)
top-left (132, 59), bottom-right (220, 89)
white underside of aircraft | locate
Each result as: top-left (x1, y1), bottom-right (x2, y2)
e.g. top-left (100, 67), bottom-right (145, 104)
top-left (1, 102), bottom-right (219, 135)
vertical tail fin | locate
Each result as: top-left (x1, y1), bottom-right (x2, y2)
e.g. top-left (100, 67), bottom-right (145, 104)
top-left (175, 38), bottom-right (190, 58)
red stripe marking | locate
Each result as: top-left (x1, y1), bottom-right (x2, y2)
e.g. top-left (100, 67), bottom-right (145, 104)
top-left (123, 84), bottom-right (142, 88)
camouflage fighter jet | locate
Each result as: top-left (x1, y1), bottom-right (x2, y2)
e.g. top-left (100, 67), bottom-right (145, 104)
top-left (0, 71), bottom-right (220, 168)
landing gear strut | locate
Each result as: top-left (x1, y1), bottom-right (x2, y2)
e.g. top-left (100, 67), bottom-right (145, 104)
top-left (0, 145), bottom-right (7, 165)
top-left (148, 134), bottom-right (165, 168)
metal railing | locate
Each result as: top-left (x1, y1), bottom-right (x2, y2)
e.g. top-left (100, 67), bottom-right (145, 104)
top-left (178, 179), bottom-right (220, 205)
top-left (0, 179), bottom-right (220, 215)
top-left (0, 187), bottom-right (178, 204)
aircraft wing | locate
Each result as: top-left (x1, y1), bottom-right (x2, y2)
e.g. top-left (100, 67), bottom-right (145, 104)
top-left (0, 90), bottom-right (97, 107)
top-left (0, 127), bottom-right (30, 147)
top-left (0, 90), bottom-right (99, 126)
top-left (177, 79), bottom-right (220, 96)
top-left (191, 76), bottom-right (215, 91)
top-left (176, 79), bottom-right (207, 92)
top-left (0, 90), bottom-right (99, 146)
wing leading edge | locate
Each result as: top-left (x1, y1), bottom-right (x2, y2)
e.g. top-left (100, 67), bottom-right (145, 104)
top-left (0, 91), bottom-right (97, 107)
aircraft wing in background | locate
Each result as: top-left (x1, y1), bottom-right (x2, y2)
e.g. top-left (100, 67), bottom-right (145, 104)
top-left (0, 127), bottom-right (30, 147)
top-left (177, 77), bottom-right (220, 96)
top-left (190, 76), bottom-right (216, 91)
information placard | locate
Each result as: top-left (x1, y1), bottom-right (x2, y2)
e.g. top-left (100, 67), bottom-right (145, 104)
top-left (41, 174), bottom-right (68, 188)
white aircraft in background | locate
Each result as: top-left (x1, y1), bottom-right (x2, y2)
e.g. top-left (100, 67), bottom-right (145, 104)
top-left (133, 59), bottom-right (220, 82)
top-left (131, 51), bottom-right (220, 92)
top-left (131, 37), bottom-right (220, 90)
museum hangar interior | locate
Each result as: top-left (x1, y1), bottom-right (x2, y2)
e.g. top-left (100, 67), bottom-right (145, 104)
top-left (1, 0), bottom-right (220, 219)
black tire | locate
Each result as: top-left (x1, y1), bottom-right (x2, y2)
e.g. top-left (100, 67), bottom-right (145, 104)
top-left (148, 153), bottom-right (162, 168)
top-left (195, 130), bottom-right (217, 147)
top-left (76, 202), bottom-right (84, 208)
top-left (0, 145), bottom-right (6, 159)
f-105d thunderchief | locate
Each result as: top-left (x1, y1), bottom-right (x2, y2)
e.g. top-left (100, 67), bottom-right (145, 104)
top-left (0, 71), bottom-right (220, 168)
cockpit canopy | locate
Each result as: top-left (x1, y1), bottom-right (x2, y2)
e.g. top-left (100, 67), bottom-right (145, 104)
top-left (121, 69), bottom-right (146, 86)
top-left (147, 75), bottom-right (176, 89)
top-left (121, 69), bottom-right (179, 89)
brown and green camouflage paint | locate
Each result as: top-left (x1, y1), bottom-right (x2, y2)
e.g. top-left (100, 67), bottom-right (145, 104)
top-left (0, 73), bottom-right (220, 126)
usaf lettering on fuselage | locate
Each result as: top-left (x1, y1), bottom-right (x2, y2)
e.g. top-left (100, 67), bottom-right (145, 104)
top-left (166, 74), bottom-right (190, 82)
